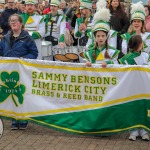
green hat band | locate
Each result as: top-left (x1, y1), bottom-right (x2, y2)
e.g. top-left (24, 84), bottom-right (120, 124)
top-left (50, 0), bottom-right (60, 6)
top-left (131, 11), bottom-right (146, 21)
top-left (79, 1), bottom-right (92, 10)
top-left (25, 0), bottom-right (35, 4)
top-left (93, 21), bottom-right (110, 32)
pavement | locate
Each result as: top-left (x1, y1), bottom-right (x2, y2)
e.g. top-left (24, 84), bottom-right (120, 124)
top-left (0, 120), bottom-right (150, 150)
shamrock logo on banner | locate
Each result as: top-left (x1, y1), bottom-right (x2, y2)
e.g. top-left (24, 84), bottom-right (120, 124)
top-left (0, 71), bottom-right (26, 107)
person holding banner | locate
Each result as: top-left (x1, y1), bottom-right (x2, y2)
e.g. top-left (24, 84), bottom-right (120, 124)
top-left (0, 14), bottom-right (38, 129)
top-left (87, 0), bottom-right (118, 50)
top-left (84, 7), bottom-right (120, 67)
top-left (119, 35), bottom-right (150, 141)
top-left (121, 2), bottom-right (150, 55)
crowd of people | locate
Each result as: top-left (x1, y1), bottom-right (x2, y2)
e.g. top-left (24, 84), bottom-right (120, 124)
top-left (0, 0), bottom-right (150, 141)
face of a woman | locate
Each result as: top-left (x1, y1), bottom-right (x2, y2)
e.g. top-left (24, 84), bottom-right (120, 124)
top-left (132, 19), bottom-right (143, 32)
top-left (111, 0), bottom-right (119, 9)
top-left (9, 16), bottom-right (22, 31)
top-left (145, 7), bottom-right (149, 17)
top-left (95, 30), bottom-right (107, 47)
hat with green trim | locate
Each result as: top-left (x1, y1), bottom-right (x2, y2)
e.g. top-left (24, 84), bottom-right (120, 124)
top-left (93, 7), bottom-right (111, 33)
top-left (25, 0), bottom-right (36, 4)
top-left (50, 0), bottom-right (60, 6)
top-left (79, 0), bottom-right (92, 10)
top-left (130, 1), bottom-right (146, 21)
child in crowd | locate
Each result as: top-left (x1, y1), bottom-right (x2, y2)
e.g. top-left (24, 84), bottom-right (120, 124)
top-left (119, 35), bottom-right (150, 141)
top-left (119, 35), bottom-right (150, 65)
top-left (84, 7), bottom-right (119, 67)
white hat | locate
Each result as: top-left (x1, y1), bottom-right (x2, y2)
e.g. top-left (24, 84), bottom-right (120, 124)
top-left (93, 7), bottom-right (111, 32)
top-left (25, 0), bottom-right (36, 4)
top-left (79, 0), bottom-right (92, 10)
top-left (50, 0), bottom-right (60, 6)
top-left (130, 1), bottom-right (146, 21)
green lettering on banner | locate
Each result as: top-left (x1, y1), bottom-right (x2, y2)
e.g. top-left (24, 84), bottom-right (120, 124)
top-left (78, 76), bottom-right (83, 83)
top-left (54, 74), bottom-right (61, 81)
top-left (84, 95), bottom-right (103, 101)
top-left (32, 71), bottom-right (37, 79)
top-left (62, 93), bottom-right (81, 100)
top-left (51, 83), bottom-right (56, 90)
top-left (84, 86), bottom-right (107, 95)
top-left (32, 89), bottom-right (35, 94)
top-left (101, 87), bottom-right (107, 95)
top-left (57, 92), bottom-right (60, 98)
top-left (112, 77), bottom-right (117, 85)
top-left (45, 73), bottom-right (53, 80)
top-left (62, 74), bottom-right (68, 82)
top-left (43, 82), bottom-right (50, 90)
top-left (71, 75), bottom-right (76, 82)
top-left (104, 77), bottom-right (110, 85)
top-left (58, 84), bottom-right (63, 91)
top-left (74, 85), bottom-right (81, 92)
top-left (32, 80), bottom-right (37, 88)
top-left (38, 72), bottom-right (44, 80)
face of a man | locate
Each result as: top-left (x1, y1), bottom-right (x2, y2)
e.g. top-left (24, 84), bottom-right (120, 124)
top-left (20, 4), bottom-right (26, 11)
top-left (45, 1), bottom-right (49, 7)
top-left (26, 4), bottom-right (35, 14)
top-left (60, 2), bottom-right (66, 9)
top-left (80, 8), bottom-right (86, 16)
top-left (7, 0), bottom-right (15, 9)
top-left (50, 5), bottom-right (58, 15)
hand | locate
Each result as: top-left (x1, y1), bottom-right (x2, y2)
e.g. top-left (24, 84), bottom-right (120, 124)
top-left (79, 24), bottom-right (84, 32)
top-left (82, 24), bottom-right (87, 31)
top-left (132, 26), bottom-right (141, 35)
top-left (86, 62), bottom-right (92, 67)
top-left (59, 42), bottom-right (65, 48)
top-left (102, 62), bottom-right (107, 68)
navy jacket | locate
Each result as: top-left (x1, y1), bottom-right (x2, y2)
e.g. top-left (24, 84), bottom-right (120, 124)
top-left (0, 30), bottom-right (38, 59)
top-left (1, 8), bottom-right (18, 35)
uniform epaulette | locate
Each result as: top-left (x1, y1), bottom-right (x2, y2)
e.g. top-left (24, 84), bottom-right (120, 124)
top-left (110, 30), bottom-right (118, 38)
top-left (122, 53), bottom-right (132, 60)
top-left (88, 43), bottom-right (95, 50)
top-left (108, 45), bottom-right (116, 50)
top-left (141, 50), bottom-right (148, 54)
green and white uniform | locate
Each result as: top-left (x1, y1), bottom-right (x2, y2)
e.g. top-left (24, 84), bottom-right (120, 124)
top-left (20, 13), bottom-right (45, 59)
top-left (121, 32), bottom-right (150, 54)
top-left (84, 45), bottom-right (120, 64)
top-left (74, 16), bottom-right (94, 48)
top-left (45, 13), bottom-right (66, 43)
top-left (119, 51), bottom-right (150, 65)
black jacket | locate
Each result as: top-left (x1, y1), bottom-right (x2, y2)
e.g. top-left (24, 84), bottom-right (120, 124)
top-left (1, 8), bottom-right (18, 35)
top-left (110, 10), bottom-right (130, 35)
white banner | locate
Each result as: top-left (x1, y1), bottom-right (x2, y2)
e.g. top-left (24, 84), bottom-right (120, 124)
top-left (0, 58), bottom-right (150, 119)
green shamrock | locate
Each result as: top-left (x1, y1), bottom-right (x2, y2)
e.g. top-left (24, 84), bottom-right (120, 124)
top-left (0, 71), bottom-right (26, 107)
